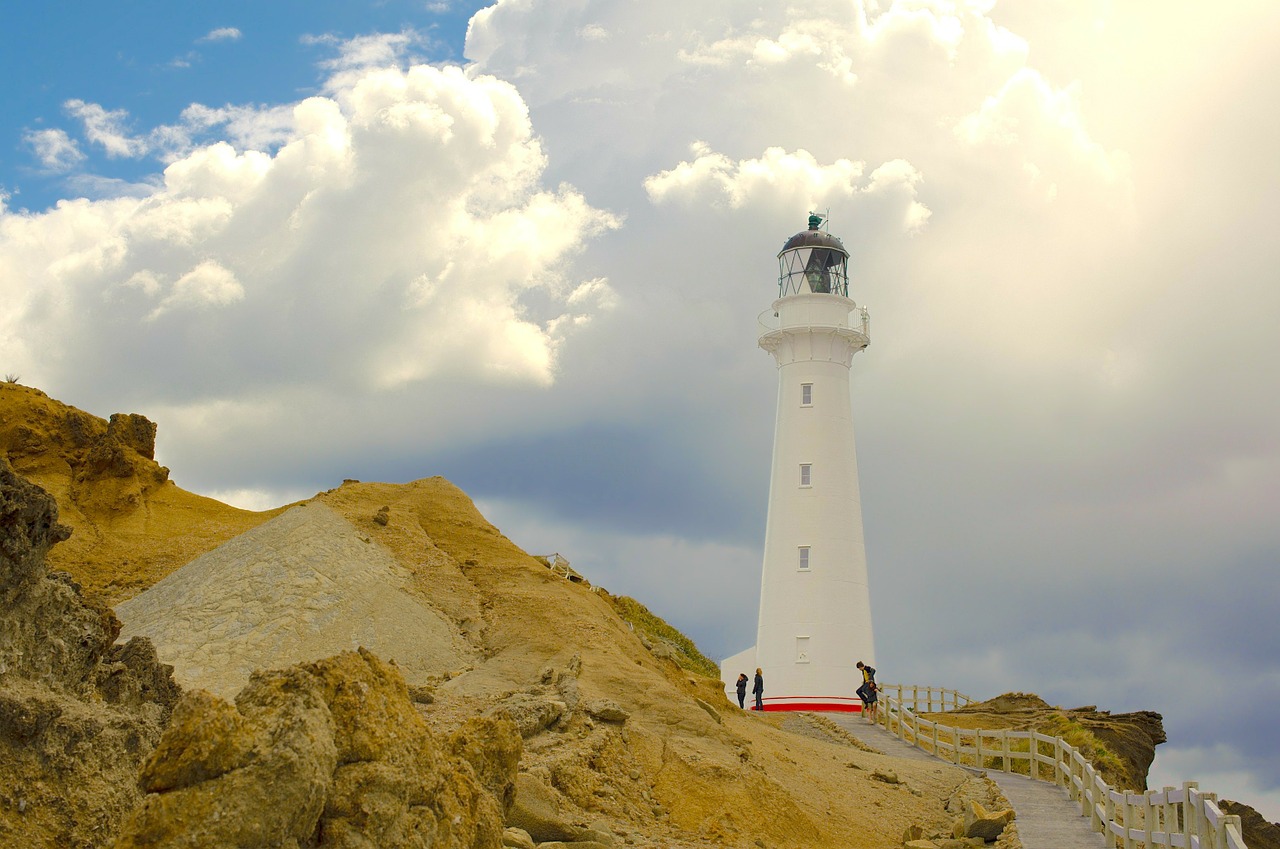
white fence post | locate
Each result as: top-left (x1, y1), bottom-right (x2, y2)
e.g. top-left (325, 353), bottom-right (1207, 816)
top-left (1205, 792), bottom-right (1219, 849)
top-left (1143, 792), bottom-right (1154, 849)
top-left (1122, 790), bottom-right (1134, 848)
top-left (1185, 782), bottom-right (1200, 848)
top-left (1224, 814), bottom-right (1243, 849)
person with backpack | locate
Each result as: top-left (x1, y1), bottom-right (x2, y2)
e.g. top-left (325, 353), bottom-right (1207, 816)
top-left (856, 661), bottom-right (878, 721)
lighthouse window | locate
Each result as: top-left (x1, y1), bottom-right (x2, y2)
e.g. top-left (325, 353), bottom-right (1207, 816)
top-left (799, 464), bottom-right (812, 487)
top-left (798, 546), bottom-right (810, 571)
top-left (796, 636), bottom-right (810, 663)
top-left (801, 383), bottom-right (813, 406)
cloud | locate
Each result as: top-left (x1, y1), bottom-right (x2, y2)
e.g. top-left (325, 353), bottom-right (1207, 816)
top-left (1, 63), bottom-right (618, 405)
top-left (23, 128), bottom-right (85, 171)
top-left (645, 144), bottom-right (930, 234)
top-left (199, 27), bottom-right (243, 43)
top-left (64, 99), bottom-right (150, 158)
top-left (305, 30), bottom-right (425, 73)
top-left (178, 103), bottom-right (298, 153)
top-left (146, 260), bottom-right (245, 320)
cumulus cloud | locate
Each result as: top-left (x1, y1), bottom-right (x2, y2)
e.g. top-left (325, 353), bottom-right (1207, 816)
top-left (147, 260), bottom-right (245, 320)
top-left (23, 128), bottom-right (85, 171)
top-left (305, 30), bottom-right (425, 73)
top-left (178, 103), bottom-right (298, 153)
top-left (1, 63), bottom-right (618, 405)
top-left (645, 145), bottom-right (930, 235)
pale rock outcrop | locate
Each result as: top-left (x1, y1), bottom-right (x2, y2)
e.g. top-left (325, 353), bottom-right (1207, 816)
top-left (116, 502), bottom-right (477, 698)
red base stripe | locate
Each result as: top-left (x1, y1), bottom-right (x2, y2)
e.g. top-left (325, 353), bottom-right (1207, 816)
top-left (750, 702), bottom-right (863, 713)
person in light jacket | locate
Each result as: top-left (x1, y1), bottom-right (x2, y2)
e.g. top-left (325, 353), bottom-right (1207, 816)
top-left (735, 673), bottom-right (749, 709)
top-left (752, 668), bottom-right (765, 711)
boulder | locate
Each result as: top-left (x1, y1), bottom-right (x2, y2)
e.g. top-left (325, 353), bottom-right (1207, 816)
top-left (965, 800), bottom-right (1015, 843)
top-left (449, 715), bottom-right (523, 817)
top-left (585, 699), bottom-right (630, 724)
top-left (506, 771), bottom-right (580, 843)
top-left (139, 689), bottom-right (259, 792)
top-left (872, 769), bottom-right (901, 785)
top-left (503, 826), bottom-right (537, 849)
top-left (115, 648), bottom-right (519, 849)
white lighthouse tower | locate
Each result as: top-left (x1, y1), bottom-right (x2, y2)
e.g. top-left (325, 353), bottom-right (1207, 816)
top-left (721, 214), bottom-right (875, 712)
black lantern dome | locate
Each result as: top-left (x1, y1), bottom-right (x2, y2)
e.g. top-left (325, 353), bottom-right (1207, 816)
top-left (777, 213), bottom-right (849, 297)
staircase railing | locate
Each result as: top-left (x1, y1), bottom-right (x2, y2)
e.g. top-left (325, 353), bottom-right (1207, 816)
top-left (873, 684), bottom-right (1249, 849)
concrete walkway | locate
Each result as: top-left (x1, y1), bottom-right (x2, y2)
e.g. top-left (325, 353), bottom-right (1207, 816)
top-left (826, 715), bottom-right (1108, 849)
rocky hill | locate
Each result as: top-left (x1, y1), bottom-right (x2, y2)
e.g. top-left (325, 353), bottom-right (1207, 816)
top-left (2, 384), bottom-right (992, 848)
top-left (11, 383), bottom-right (1264, 849)
top-left (0, 456), bottom-right (180, 847)
top-left (1222, 801), bottom-right (1280, 849)
top-left (0, 382), bottom-right (280, 603)
top-left (919, 692), bottom-right (1166, 793)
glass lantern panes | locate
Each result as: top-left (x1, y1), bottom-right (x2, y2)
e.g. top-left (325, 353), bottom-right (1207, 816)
top-left (778, 246), bottom-right (849, 297)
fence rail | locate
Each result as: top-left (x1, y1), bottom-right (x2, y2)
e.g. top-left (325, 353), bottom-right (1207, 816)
top-left (873, 684), bottom-right (1248, 849)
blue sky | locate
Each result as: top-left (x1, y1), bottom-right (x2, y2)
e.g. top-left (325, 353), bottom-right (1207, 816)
top-left (0, 1), bottom-right (486, 212)
top-left (2, 0), bottom-right (1279, 825)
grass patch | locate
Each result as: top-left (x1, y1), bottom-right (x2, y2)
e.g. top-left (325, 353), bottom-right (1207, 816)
top-left (1037, 714), bottom-right (1127, 783)
top-left (607, 594), bottom-right (721, 679)
top-left (918, 708), bottom-right (1128, 783)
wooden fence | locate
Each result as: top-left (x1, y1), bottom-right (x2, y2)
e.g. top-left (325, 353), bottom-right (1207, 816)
top-left (873, 685), bottom-right (1248, 849)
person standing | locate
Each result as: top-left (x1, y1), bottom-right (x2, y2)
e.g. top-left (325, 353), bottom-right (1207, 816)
top-left (735, 673), bottom-right (749, 709)
top-left (752, 668), bottom-right (765, 711)
top-left (856, 661), bottom-right (877, 720)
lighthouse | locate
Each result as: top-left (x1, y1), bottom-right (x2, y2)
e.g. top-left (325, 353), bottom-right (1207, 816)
top-left (721, 214), bottom-right (876, 712)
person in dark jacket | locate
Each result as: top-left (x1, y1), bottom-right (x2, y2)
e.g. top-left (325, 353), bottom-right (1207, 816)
top-left (856, 660), bottom-right (877, 720)
top-left (752, 668), bottom-right (764, 711)
top-left (735, 673), bottom-right (749, 709)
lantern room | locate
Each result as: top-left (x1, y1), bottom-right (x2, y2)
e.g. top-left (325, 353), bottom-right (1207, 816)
top-left (777, 213), bottom-right (850, 298)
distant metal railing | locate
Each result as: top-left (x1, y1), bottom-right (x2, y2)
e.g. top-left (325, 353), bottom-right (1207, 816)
top-left (756, 305), bottom-right (870, 339)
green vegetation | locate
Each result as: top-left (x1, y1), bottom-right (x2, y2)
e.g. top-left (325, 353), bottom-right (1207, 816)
top-left (940, 717), bottom-right (1127, 784)
top-left (607, 594), bottom-right (721, 679)
top-left (1038, 714), bottom-right (1127, 783)
top-left (920, 703), bottom-right (1128, 786)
